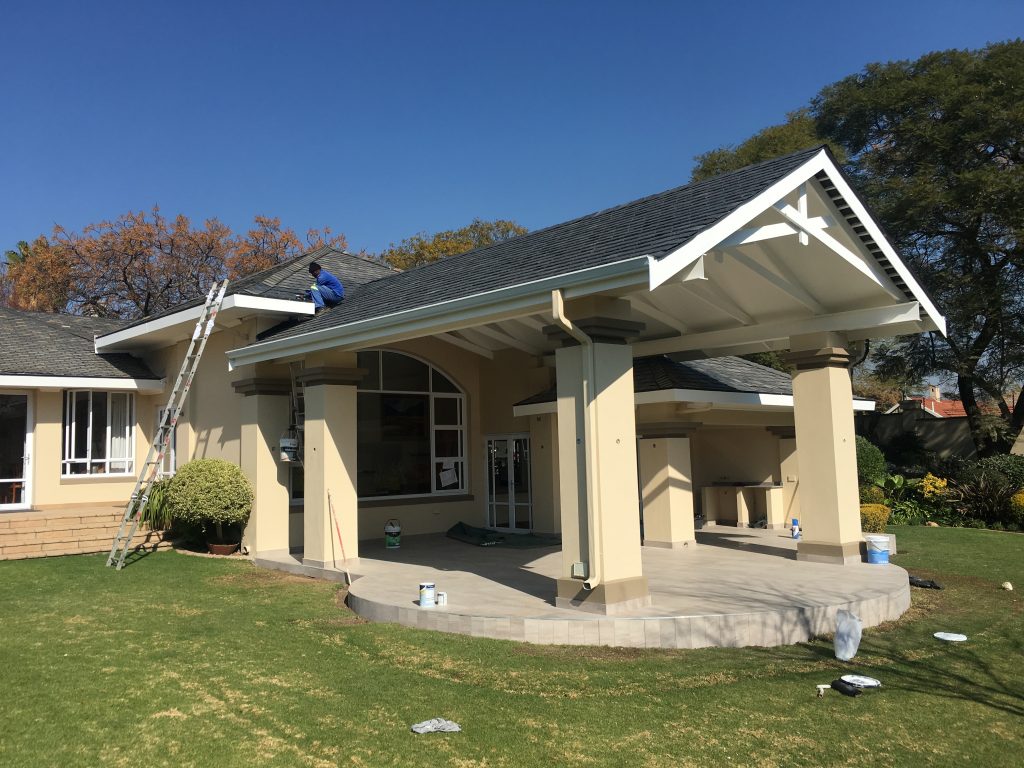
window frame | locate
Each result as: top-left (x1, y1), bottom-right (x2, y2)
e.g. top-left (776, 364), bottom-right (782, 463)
top-left (356, 350), bottom-right (467, 501)
top-left (62, 390), bottom-right (135, 477)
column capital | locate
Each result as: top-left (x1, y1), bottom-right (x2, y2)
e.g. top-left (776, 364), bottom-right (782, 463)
top-left (295, 366), bottom-right (366, 387)
top-left (783, 347), bottom-right (851, 370)
top-left (231, 378), bottom-right (292, 397)
top-left (544, 316), bottom-right (646, 346)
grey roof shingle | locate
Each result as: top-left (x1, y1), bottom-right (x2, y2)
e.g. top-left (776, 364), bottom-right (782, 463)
top-left (0, 308), bottom-right (156, 379)
top-left (253, 147), bottom-right (828, 345)
top-left (106, 246), bottom-right (397, 335)
top-left (515, 356), bottom-right (796, 407)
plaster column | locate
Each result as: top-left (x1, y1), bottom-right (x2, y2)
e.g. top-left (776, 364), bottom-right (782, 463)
top-left (233, 378), bottom-right (292, 556)
top-left (297, 365), bottom-right (364, 571)
top-left (786, 333), bottom-right (862, 564)
top-left (528, 413), bottom-right (560, 534)
top-left (638, 430), bottom-right (696, 549)
top-left (549, 299), bottom-right (650, 613)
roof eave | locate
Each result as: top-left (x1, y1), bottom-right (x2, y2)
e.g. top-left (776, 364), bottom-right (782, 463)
top-left (0, 374), bottom-right (166, 392)
top-left (226, 256), bottom-right (653, 370)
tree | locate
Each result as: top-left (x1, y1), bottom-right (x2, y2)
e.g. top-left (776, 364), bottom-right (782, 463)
top-left (226, 216), bottom-right (347, 278)
top-left (691, 41), bottom-right (1024, 455)
top-left (0, 237), bottom-right (69, 313)
top-left (691, 109), bottom-right (846, 182)
top-left (380, 218), bottom-right (527, 271)
top-left (2, 210), bottom-right (350, 319)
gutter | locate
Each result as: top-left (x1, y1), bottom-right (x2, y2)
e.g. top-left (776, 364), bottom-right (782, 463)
top-left (551, 289), bottom-right (603, 592)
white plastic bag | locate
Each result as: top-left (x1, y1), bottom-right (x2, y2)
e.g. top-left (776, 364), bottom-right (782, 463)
top-left (834, 609), bottom-right (863, 661)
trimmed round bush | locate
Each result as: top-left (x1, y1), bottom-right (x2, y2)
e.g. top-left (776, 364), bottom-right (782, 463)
top-left (167, 459), bottom-right (253, 538)
top-left (860, 484), bottom-right (886, 504)
top-left (860, 503), bottom-right (891, 534)
top-left (856, 436), bottom-right (887, 486)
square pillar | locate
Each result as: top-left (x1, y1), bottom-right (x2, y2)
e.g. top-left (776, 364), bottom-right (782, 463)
top-left (548, 300), bottom-right (649, 613)
top-left (638, 433), bottom-right (696, 549)
top-left (234, 378), bottom-right (292, 556)
top-left (297, 366), bottom-right (363, 570)
top-left (786, 333), bottom-right (862, 564)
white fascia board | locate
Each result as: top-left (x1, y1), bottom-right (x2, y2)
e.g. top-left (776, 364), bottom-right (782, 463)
top-left (94, 294), bottom-right (314, 352)
top-left (649, 149), bottom-right (835, 289)
top-left (511, 388), bottom-right (874, 417)
top-left (0, 375), bottom-right (165, 392)
top-left (226, 256), bottom-right (652, 370)
top-left (634, 302), bottom-right (922, 357)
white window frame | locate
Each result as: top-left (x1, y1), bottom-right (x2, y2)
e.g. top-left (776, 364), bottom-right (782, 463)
top-left (62, 390), bottom-right (135, 477)
top-left (356, 350), bottom-right (467, 501)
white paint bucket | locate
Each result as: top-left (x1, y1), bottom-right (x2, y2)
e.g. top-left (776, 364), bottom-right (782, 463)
top-left (419, 582), bottom-right (436, 607)
top-left (436, 591), bottom-right (447, 606)
top-left (384, 519), bottom-right (401, 549)
top-left (865, 535), bottom-right (890, 564)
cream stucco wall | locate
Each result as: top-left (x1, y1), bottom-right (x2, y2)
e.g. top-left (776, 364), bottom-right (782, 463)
top-left (21, 388), bottom-right (160, 509)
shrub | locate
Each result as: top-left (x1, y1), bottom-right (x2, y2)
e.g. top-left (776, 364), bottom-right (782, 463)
top-left (974, 455), bottom-right (1024, 492)
top-left (856, 436), bottom-right (887, 486)
top-left (919, 473), bottom-right (948, 500)
top-left (167, 459), bottom-right (253, 541)
top-left (860, 503), bottom-right (891, 533)
top-left (1011, 490), bottom-right (1024, 527)
top-left (947, 471), bottom-right (1017, 527)
top-left (139, 478), bottom-right (174, 530)
top-left (859, 484), bottom-right (885, 504)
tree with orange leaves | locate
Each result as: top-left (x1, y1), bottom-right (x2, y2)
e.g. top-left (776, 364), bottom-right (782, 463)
top-left (226, 216), bottom-right (347, 278)
top-left (1, 209), bottom-right (349, 319)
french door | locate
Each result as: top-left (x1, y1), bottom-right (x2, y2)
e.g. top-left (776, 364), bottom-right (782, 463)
top-left (0, 393), bottom-right (31, 510)
top-left (486, 434), bottom-right (532, 531)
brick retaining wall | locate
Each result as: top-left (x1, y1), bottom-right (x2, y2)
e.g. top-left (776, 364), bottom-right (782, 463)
top-left (0, 506), bottom-right (167, 560)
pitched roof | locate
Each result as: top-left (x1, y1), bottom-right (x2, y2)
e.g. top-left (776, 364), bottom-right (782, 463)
top-left (0, 307), bottom-right (156, 380)
top-left (107, 246), bottom-right (396, 335)
top-left (253, 147), bottom-right (827, 345)
top-left (515, 356), bottom-right (797, 407)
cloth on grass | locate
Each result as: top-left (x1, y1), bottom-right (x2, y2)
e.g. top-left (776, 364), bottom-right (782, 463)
top-left (446, 521), bottom-right (561, 549)
top-left (411, 718), bottom-right (462, 734)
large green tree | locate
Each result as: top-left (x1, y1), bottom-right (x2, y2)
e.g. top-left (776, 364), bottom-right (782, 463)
top-left (692, 40), bottom-right (1024, 455)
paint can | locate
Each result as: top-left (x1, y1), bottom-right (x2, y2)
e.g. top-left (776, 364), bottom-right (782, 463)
top-left (436, 591), bottom-right (448, 606)
top-left (419, 582), bottom-right (436, 608)
top-left (791, 518), bottom-right (800, 539)
top-left (865, 535), bottom-right (890, 564)
top-left (384, 519), bottom-right (401, 549)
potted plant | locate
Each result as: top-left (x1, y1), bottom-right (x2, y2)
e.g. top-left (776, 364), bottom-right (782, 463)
top-left (166, 458), bottom-right (253, 555)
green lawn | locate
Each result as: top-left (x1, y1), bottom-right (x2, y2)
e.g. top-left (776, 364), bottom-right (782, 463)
top-left (1, 528), bottom-right (1021, 767)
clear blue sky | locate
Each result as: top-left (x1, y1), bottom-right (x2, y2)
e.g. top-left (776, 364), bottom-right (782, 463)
top-left (2, 1), bottom-right (1021, 255)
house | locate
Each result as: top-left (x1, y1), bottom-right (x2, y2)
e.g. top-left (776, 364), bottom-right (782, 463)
top-left (2, 146), bottom-right (944, 621)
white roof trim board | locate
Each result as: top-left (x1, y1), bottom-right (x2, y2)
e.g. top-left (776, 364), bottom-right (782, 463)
top-left (512, 388), bottom-right (875, 417)
top-left (0, 375), bottom-right (165, 392)
top-left (95, 294), bottom-right (314, 352)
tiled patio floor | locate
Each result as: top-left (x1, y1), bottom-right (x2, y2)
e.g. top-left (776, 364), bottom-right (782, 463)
top-left (256, 527), bottom-right (909, 649)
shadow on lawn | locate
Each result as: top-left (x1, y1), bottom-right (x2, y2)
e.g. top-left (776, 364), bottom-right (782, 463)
top-left (791, 624), bottom-right (1024, 717)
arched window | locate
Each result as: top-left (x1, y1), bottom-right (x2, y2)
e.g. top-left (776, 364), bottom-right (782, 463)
top-left (355, 350), bottom-right (466, 499)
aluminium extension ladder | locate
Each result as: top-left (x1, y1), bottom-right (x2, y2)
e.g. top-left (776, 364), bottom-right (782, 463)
top-left (106, 280), bottom-right (229, 570)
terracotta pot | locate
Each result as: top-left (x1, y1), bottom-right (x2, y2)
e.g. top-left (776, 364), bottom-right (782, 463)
top-left (207, 541), bottom-right (239, 556)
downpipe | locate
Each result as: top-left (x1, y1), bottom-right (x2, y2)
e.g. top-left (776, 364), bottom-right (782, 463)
top-left (551, 289), bottom-right (604, 592)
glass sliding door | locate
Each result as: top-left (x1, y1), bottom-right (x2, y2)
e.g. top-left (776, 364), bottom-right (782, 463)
top-left (0, 394), bottom-right (30, 510)
top-left (486, 435), bottom-right (532, 531)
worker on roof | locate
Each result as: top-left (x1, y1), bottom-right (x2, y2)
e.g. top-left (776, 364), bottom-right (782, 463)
top-left (303, 262), bottom-right (345, 311)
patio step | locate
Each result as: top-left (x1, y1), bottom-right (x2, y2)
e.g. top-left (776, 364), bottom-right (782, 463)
top-left (0, 507), bottom-right (168, 560)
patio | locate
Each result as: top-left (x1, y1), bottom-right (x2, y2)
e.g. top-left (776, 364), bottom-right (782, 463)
top-left (257, 528), bottom-right (910, 649)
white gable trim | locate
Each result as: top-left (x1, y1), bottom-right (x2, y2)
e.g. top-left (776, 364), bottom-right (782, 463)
top-left (648, 149), bottom-right (944, 334)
